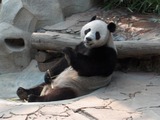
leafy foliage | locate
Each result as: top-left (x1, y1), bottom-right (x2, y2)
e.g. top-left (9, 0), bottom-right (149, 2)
top-left (104, 0), bottom-right (160, 14)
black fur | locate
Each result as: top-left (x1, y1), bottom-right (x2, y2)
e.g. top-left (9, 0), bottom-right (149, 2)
top-left (17, 83), bottom-right (46, 100)
top-left (28, 87), bottom-right (76, 102)
top-left (63, 42), bottom-right (117, 76)
top-left (45, 41), bottom-right (117, 79)
top-left (107, 22), bottom-right (116, 32)
top-left (90, 15), bottom-right (97, 21)
top-left (84, 28), bottom-right (91, 35)
top-left (44, 57), bottom-right (69, 83)
top-left (16, 18), bottom-right (117, 102)
top-left (17, 84), bottom-right (77, 102)
top-left (16, 41), bottom-right (117, 102)
top-left (95, 31), bottom-right (101, 40)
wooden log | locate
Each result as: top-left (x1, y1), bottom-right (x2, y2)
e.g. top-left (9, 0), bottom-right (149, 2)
top-left (38, 60), bottom-right (56, 71)
top-left (116, 41), bottom-right (160, 58)
top-left (37, 58), bottom-right (61, 71)
top-left (35, 51), bottom-right (52, 62)
top-left (35, 50), bottom-right (63, 62)
top-left (31, 32), bottom-right (80, 50)
top-left (31, 32), bottom-right (160, 58)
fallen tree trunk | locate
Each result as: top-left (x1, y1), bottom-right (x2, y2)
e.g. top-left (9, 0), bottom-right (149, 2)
top-left (115, 41), bottom-right (160, 58)
top-left (31, 32), bottom-right (160, 58)
top-left (31, 32), bottom-right (80, 50)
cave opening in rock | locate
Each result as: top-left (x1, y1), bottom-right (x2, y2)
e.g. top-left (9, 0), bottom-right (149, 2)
top-left (4, 38), bottom-right (25, 49)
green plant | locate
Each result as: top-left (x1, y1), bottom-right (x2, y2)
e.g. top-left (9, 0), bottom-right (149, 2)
top-left (104, 0), bottom-right (160, 14)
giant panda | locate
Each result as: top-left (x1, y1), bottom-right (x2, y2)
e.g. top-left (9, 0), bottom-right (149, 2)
top-left (16, 16), bottom-right (117, 102)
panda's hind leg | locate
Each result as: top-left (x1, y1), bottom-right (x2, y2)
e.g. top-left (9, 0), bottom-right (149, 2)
top-left (28, 87), bottom-right (77, 102)
top-left (16, 83), bottom-right (46, 100)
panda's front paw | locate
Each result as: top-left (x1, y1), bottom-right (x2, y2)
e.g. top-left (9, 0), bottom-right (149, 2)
top-left (63, 47), bottom-right (74, 56)
top-left (16, 87), bottom-right (28, 100)
top-left (63, 47), bottom-right (75, 63)
top-left (28, 94), bottom-right (38, 102)
top-left (44, 70), bottom-right (52, 84)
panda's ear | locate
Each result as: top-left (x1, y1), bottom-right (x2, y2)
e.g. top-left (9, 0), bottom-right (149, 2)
top-left (107, 22), bottom-right (116, 33)
top-left (90, 16), bottom-right (97, 22)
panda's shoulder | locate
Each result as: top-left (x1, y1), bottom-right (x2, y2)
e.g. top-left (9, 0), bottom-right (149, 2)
top-left (104, 46), bottom-right (117, 57)
top-left (93, 45), bottom-right (113, 52)
top-left (94, 46), bottom-right (117, 56)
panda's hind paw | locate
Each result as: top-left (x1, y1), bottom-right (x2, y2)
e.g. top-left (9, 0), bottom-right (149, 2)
top-left (28, 94), bottom-right (38, 102)
top-left (16, 87), bottom-right (28, 100)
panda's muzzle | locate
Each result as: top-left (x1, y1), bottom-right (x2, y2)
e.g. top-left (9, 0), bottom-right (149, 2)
top-left (86, 37), bottom-right (92, 43)
top-left (83, 37), bottom-right (93, 47)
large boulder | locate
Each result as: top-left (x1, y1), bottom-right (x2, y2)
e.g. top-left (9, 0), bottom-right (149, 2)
top-left (0, 0), bottom-right (64, 31)
top-left (0, 0), bottom-right (101, 31)
top-left (0, 0), bottom-right (101, 73)
top-left (59, 0), bottom-right (102, 17)
top-left (0, 22), bottom-right (31, 74)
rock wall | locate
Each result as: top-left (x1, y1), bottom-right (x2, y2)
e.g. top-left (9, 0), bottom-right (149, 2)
top-left (59, 0), bottom-right (102, 17)
top-left (0, 22), bottom-right (31, 73)
top-left (0, 0), bottom-right (100, 74)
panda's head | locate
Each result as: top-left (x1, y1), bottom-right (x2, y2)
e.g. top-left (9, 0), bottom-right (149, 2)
top-left (80, 17), bottom-right (116, 48)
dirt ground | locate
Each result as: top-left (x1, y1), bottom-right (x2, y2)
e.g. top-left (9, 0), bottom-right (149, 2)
top-left (94, 8), bottom-right (160, 42)
top-left (43, 7), bottom-right (160, 42)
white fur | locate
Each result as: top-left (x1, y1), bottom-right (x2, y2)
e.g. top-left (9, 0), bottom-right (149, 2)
top-left (49, 20), bottom-right (116, 97)
top-left (51, 67), bottom-right (112, 96)
top-left (80, 20), bottom-right (116, 52)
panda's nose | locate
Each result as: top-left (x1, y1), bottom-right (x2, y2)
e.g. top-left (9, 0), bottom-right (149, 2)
top-left (86, 37), bottom-right (92, 42)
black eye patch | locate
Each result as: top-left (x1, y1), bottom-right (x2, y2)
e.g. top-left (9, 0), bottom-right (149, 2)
top-left (95, 31), bottom-right (100, 40)
top-left (84, 28), bottom-right (91, 35)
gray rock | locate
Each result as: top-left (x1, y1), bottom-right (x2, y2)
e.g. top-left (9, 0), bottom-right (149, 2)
top-left (0, 22), bottom-right (32, 74)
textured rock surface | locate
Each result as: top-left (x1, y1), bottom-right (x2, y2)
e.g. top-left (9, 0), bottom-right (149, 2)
top-left (0, 0), bottom-right (97, 73)
top-left (0, 0), bottom-right (64, 32)
top-left (0, 60), bottom-right (44, 98)
top-left (0, 0), bottom-right (98, 32)
top-left (0, 22), bottom-right (32, 74)
top-left (59, 0), bottom-right (102, 17)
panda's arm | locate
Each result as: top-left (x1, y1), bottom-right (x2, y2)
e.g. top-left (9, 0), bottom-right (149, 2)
top-left (49, 57), bottom-right (69, 75)
top-left (64, 48), bottom-right (95, 76)
top-left (71, 56), bottom-right (91, 76)
top-left (44, 57), bottom-right (69, 83)
top-left (63, 46), bottom-right (92, 75)
top-left (64, 46), bottom-right (117, 76)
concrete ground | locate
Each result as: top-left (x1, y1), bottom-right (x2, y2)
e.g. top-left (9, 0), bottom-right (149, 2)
top-left (0, 62), bottom-right (160, 120)
top-left (1, 8), bottom-right (160, 120)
